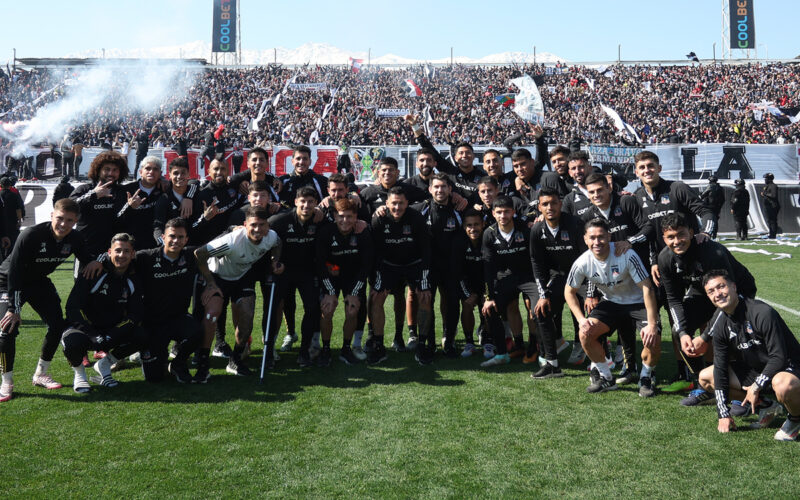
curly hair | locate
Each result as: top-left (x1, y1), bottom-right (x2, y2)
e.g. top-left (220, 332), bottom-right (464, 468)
top-left (88, 151), bottom-right (129, 183)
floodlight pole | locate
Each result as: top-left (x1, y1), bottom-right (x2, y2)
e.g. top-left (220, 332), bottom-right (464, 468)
top-left (713, 42), bottom-right (716, 62)
top-left (533, 46), bottom-right (536, 65)
top-left (450, 47), bottom-right (453, 66)
top-left (617, 44), bottom-right (621, 64)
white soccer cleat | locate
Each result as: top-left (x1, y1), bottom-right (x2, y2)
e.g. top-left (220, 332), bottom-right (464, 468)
top-left (32, 373), bottom-right (63, 390)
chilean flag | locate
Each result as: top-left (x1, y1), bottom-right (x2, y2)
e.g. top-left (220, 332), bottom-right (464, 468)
top-left (404, 79), bottom-right (422, 97)
top-left (349, 57), bottom-right (363, 73)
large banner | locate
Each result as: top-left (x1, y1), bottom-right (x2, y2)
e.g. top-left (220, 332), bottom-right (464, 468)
top-left (730, 0), bottom-right (756, 49)
top-left (375, 108), bottom-right (410, 118)
top-left (212, 0), bottom-right (236, 53)
top-left (3, 143), bottom-right (798, 185)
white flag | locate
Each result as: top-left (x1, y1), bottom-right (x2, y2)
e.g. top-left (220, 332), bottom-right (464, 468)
top-left (508, 75), bottom-right (545, 124)
top-left (600, 104), bottom-right (641, 143)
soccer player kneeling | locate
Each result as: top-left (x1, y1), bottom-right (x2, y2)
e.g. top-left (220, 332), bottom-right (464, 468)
top-left (61, 234), bottom-right (149, 393)
top-left (564, 219), bottom-right (661, 396)
top-left (315, 198), bottom-right (373, 366)
top-left (696, 270), bottom-right (800, 441)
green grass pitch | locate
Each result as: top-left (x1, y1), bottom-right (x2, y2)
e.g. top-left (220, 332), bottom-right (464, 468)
top-left (2, 241), bottom-right (800, 498)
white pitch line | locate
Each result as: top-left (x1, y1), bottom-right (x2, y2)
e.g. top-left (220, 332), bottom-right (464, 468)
top-left (756, 296), bottom-right (800, 317)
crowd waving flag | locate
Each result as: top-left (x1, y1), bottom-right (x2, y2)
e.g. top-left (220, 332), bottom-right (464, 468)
top-left (349, 57), bottom-right (363, 73)
top-left (508, 75), bottom-right (545, 124)
top-left (494, 93), bottom-right (516, 108)
top-left (404, 79), bottom-right (422, 97)
top-left (600, 104), bottom-right (642, 143)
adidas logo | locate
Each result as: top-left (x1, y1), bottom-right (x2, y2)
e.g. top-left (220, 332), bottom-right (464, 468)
top-left (331, 240), bottom-right (338, 247)
top-left (494, 239), bottom-right (502, 244)
top-left (40, 242), bottom-right (47, 253)
top-left (592, 272), bottom-right (600, 278)
top-left (153, 261), bottom-right (161, 268)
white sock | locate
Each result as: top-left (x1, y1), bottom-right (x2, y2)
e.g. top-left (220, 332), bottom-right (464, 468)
top-left (640, 363), bottom-right (653, 378)
top-left (605, 356), bottom-right (613, 366)
top-left (96, 357), bottom-right (112, 377)
top-left (73, 365), bottom-right (87, 381)
top-left (35, 358), bottom-right (50, 376)
top-left (596, 361), bottom-right (613, 380)
top-left (1, 371), bottom-right (13, 385)
top-left (548, 359), bottom-right (559, 367)
top-left (353, 330), bottom-right (363, 348)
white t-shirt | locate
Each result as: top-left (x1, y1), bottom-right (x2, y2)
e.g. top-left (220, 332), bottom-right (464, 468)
top-left (206, 227), bottom-right (280, 281)
top-left (567, 243), bottom-right (649, 305)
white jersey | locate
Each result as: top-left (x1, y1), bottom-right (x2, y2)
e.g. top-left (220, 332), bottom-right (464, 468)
top-left (567, 243), bottom-right (649, 305)
top-left (206, 227), bottom-right (280, 281)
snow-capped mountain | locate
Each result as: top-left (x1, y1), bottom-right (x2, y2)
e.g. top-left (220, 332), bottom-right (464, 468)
top-left (64, 41), bottom-right (565, 65)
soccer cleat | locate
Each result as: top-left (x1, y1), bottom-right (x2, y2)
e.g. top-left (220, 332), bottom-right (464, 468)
top-left (587, 368), bottom-right (618, 393)
top-left (662, 377), bottom-right (695, 394)
top-left (193, 359), bottom-right (211, 384)
top-left (508, 348), bottom-right (525, 359)
top-left (168, 344), bottom-right (179, 360)
top-left (72, 377), bottom-right (91, 394)
top-left (730, 399), bottom-right (774, 417)
top-left (415, 345), bottom-right (434, 366)
top-left (297, 350), bottom-right (312, 368)
top-left (442, 343), bottom-right (458, 359)
top-left (93, 351), bottom-right (107, 360)
top-left (279, 333), bottom-right (298, 352)
top-left (567, 343), bottom-right (586, 365)
top-left (774, 418), bottom-right (800, 441)
top-left (351, 345), bottom-right (367, 361)
top-left (0, 382), bottom-right (13, 402)
top-left (212, 342), bottom-right (233, 359)
top-left (390, 339), bottom-right (406, 352)
top-left (405, 336), bottom-right (418, 352)
top-left (128, 352), bottom-right (142, 365)
top-left (614, 344), bottom-right (624, 365)
top-left (531, 363), bottom-right (564, 380)
top-left (480, 353), bottom-right (510, 367)
top-left (168, 361), bottom-right (192, 383)
top-left (680, 389), bottom-right (715, 406)
top-left (461, 343), bottom-right (476, 358)
top-left (315, 347), bottom-right (332, 367)
top-left (522, 351), bottom-right (539, 364)
top-left (483, 344), bottom-right (496, 359)
top-left (339, 346), bottom-right (361, 366)
top-left (638, 376), bottom-right (656, 398)
top-left (615, 368), bottom-right (639, 386)
top-left (556, 338), bottom-right (569, 355)
top-left (32, 373), bottom-right (63, 390)
top-left (226, 356), bottom-right (252, 376)
top-left (367, 343), bottom-right (388, 365)
top-left (750, 399), bottom-right (783, 429)
top-left (93, 357), bottom-right (119, 387)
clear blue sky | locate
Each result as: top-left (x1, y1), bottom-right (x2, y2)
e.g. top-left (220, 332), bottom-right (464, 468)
top-left (1, 0), bottom-right (796, 61)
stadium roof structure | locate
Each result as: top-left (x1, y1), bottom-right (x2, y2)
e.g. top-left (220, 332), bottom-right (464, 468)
top-left (15, 58), bottom-right (208, 67)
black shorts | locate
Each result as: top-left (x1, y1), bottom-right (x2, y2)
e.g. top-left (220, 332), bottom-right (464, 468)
top-left (454, 276), bottom-right (483, 300)
top-left (491, 275), bottom-right (537, 310)
top-left (372, 262), bottom-right (430, 293)
top-left (320, 275), bottom-right (367, 298)
top-left (589, 300), bottom-right (660, 333)
top-left (731, 360), bottom-right (799, 388)
top-left (215, 274), bottom-right (256, 303)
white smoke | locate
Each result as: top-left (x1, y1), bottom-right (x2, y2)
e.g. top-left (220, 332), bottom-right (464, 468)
top-left (0, 60), bottom-right (199, 157)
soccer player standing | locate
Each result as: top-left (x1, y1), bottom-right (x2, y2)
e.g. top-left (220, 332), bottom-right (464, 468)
top-left (316, 198), bottom-right (374, 365)
top-left (0, 199), bottom-right (102, 401)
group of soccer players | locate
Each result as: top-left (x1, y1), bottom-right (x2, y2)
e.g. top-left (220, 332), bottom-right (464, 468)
top-left (0, 114), bottom-right (798, 442)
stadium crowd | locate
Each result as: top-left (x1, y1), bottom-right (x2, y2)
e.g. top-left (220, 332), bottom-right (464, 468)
top-left (0, 111), bottom-right (798, 441)
top-left (1, 62), bottom-right (799, 152)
